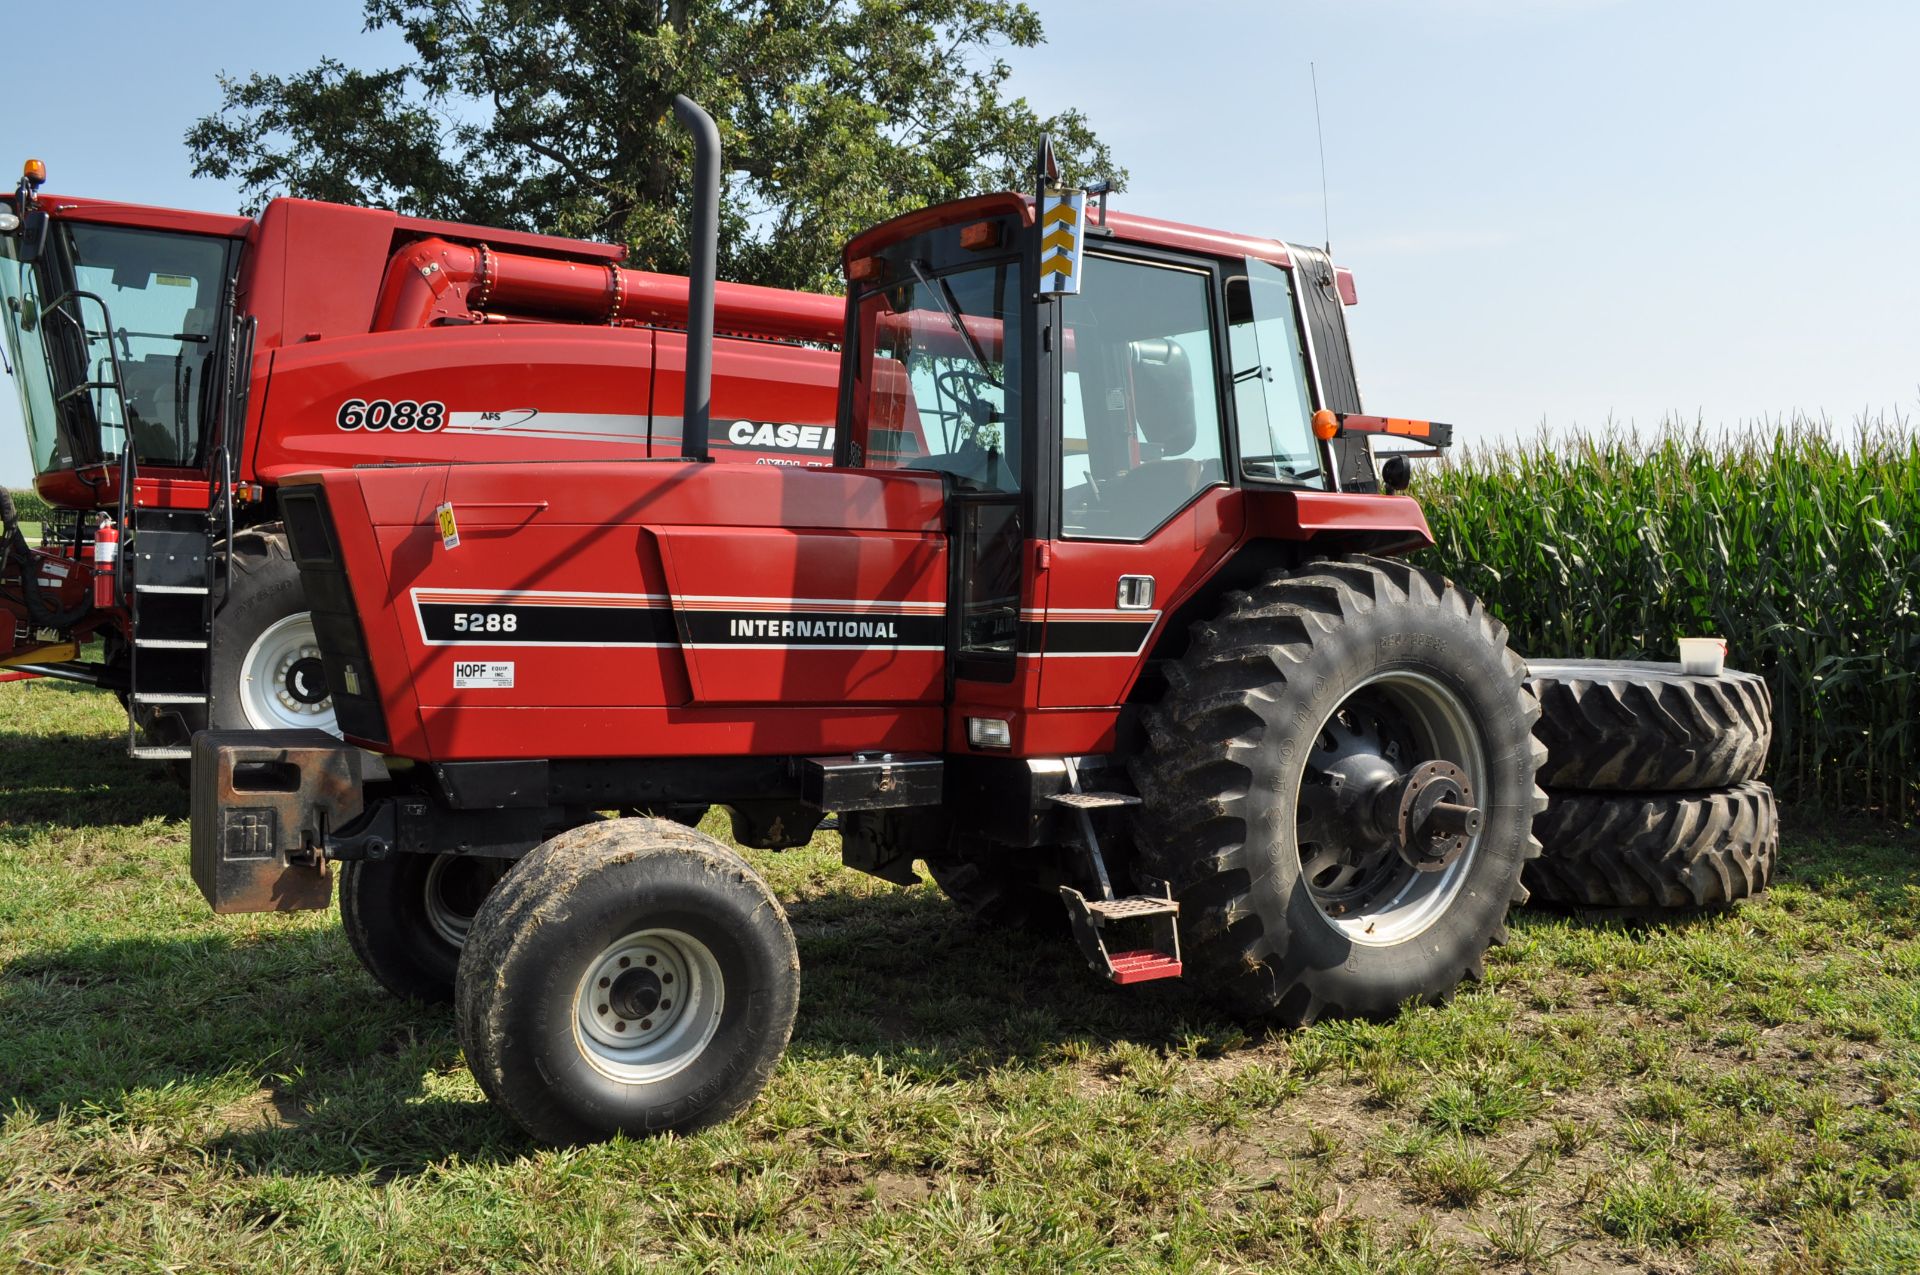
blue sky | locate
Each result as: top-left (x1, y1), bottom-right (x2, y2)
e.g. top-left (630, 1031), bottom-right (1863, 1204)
top-left (3, 0), bottom-right (1915, 485)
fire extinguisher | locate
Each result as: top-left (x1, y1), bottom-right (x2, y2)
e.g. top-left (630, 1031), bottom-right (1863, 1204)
top-left (93, 519), bottom-right (119, 610)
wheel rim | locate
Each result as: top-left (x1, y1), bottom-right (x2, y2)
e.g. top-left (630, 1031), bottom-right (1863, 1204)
top-left (573, 929), bottom-right (725, 1084)
top-left (422, 854), bottom-right (502, 949)
top-left (238, 613), bottom-right (338, 734)
top-left (1292, 670), bottom-right (1489, 947)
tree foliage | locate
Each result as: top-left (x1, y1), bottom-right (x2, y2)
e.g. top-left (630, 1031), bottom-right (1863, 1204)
top-left (187, 0), bottom-right (1123, 291)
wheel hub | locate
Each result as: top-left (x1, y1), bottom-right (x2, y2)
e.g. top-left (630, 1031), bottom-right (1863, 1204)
top-left (283, 655), bottom-right (329, 706)
top-left (1392, 760), bottom-right (1482, 872)
top-left (608, 967), bottom-right (664, 1020)
top-left (1295, 687), bottom-right (1487, 933)
top-left (574, 928), bottom-right (723, 1084)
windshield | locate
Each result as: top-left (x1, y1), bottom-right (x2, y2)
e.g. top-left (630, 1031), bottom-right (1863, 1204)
top-left (850, 257), bottom-right (1024, 493)
top-left (1, 221), bottom-right (233, 476)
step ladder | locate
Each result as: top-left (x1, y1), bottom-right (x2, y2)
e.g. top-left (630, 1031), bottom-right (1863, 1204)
top-left (123, 501), bottom-right (217, 761)
top-left (1050, 761), bottom-right (1183, 985)
top-left (118, 318), bottom-right (251, 761)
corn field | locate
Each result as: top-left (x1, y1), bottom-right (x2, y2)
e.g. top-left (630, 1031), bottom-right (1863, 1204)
top-left (1419, 417), bottom-right (1920, 817)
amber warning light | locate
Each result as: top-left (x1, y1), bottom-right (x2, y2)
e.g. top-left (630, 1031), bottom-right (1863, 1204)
top-left (1313, 410), bottom-right (1454, 449)
top-left (21, 159), bottom-right (45, 188)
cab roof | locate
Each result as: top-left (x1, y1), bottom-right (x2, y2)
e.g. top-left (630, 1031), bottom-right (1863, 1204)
top-left (844, 192), bottom-right (1296, 271)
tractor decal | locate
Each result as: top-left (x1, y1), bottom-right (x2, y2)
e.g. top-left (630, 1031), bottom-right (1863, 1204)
top-left (410, 588), bottom-right (944, 650)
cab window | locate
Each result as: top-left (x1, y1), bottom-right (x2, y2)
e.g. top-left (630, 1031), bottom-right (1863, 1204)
top-left (1228, 257), bottom-right (1323, 486)
top-left (1059, 255), bottom-right (1226, 540)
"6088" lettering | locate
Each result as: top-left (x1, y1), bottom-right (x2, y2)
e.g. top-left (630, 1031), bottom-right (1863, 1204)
top-left (336, 398), bottom-right (447, 432)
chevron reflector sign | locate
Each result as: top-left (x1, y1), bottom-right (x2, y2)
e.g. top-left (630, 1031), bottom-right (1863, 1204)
top-left (1038, 191), bottom-right (1086, 295)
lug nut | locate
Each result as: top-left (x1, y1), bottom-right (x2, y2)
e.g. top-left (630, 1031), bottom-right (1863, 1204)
top-left (662, 973), bottom-right (673, 984)
top-left (597, 1003), bottom-right (608, 1015)
top-left (640, 1019), bottom-right (653, 1030)
top-left (613, 1021), bottom-right (626, 1032)
top-left (618, 956), bottom-right (630, 968)
top-left (645, 955), bottom-right (657, 967)
top-left (598, 976), bottom-right (610, 989)
top-left (659, 999), bottom-right (671, 1010)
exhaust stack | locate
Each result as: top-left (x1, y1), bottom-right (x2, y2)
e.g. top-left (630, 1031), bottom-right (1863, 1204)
top-left (672, 94), bottom-right (720, 463)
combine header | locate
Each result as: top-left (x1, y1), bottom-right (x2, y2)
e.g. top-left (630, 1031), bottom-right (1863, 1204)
top-left (0, 161), bottom-right (843, 756)
top-left (178, 97), bottom-right (1553, 1145)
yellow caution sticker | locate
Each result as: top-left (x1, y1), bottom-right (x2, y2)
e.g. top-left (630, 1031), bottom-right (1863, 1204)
top-left (1038, 191), bottom-right (1085, 296)
top-left (436, 501), bottom-right (460, 550)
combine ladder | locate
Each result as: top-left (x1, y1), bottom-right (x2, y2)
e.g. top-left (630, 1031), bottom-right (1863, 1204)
top-left (121, 318), bottom-right (254, 760)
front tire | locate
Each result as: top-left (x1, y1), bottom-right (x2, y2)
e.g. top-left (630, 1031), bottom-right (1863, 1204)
top-left (456, 818), bottom-right (800, 1144)
top-left (133, 524), bottom-right (337, 754)
top-left (1130, 556), bottom-right (1547, 1025)
top-left (340, 853), bottom-right (510, 1003)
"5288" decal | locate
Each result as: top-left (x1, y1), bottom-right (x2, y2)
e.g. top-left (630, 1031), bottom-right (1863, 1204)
top-left (336, 398), bottom-right (447, 432)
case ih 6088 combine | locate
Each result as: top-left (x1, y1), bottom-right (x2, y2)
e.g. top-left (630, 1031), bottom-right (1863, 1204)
top-left (75, 98), bottom-right (1771, 1144)
top-left (0, 160), bottom-right (841, 757)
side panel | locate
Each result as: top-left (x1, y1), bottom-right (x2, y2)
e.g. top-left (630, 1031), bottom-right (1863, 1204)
top-left (653, 526), bottom-right (946, 705)
top-left (305, 462), bottom-right (949, 760)
top-left (249, 327), bottom-right (840, 483)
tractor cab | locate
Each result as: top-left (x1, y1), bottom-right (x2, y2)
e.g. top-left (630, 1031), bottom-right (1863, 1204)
top-left (830, 189), bottom-right (1435, 755)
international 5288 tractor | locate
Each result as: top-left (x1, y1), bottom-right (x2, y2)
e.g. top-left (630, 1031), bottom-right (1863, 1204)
top-left (0, 161), bottom-right (842, 757)
top-left (183, 98), bottom-right (1551, 1144)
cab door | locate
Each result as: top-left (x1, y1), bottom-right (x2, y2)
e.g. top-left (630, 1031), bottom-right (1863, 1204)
top-left (1037, 250), bottom-right (1243, 709)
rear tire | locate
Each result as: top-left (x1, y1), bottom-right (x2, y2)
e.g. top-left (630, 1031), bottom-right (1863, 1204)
top-left (456, 818), bottom-right (799, 1144)
top-left (1130, 556), bottom-right (1547, 1025)
top-left (340, 853), bottom-right (510, 1003)
top-left (1527, 782), bottom-right (1777, 909)
top-left (1525, 660), bottom-right (1770, 792)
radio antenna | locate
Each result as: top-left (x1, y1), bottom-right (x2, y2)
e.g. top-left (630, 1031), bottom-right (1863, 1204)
top-left (1310, 62), bottom-right (1332, 255)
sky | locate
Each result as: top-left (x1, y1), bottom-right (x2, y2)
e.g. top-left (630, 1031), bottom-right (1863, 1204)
top-left (3, 0), bottom-right (1916, 485)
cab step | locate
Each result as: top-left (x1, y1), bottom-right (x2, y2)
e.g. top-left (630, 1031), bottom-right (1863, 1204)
top-left (131, 745), bottom-right (192, 760)
top-left (1059, 885), bottom-right (1183, 985)
top-left (1046, 790), bottom-right (1142, 811)
top-left (132, 692), bottom-right (208, 704)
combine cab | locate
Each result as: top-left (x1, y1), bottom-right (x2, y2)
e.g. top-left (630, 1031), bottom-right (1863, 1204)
top-left (0, 161), bottom-right (844, 756)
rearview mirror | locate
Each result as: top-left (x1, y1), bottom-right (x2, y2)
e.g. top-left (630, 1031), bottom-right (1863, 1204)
top-left (18, 210), bottom-right (48, 264)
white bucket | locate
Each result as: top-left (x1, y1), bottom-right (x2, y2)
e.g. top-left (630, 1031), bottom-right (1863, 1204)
top-left (1677, 637), bottom-right (1727, 676)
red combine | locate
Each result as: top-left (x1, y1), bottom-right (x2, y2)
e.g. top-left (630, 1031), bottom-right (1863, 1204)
top-left (0, 161), bottom-right (843, 756)
top-left (186, 98), bottom-right (1546, 1144)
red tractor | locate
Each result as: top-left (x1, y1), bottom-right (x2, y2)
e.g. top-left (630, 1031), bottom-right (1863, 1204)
top-left (187, 99), bottom-right (1546, 1144)
top-left (0, 160), bottom-right (843, 758)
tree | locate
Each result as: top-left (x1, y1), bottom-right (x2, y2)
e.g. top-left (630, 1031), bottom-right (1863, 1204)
top-left (187, 0), bottom-right (1124, 292)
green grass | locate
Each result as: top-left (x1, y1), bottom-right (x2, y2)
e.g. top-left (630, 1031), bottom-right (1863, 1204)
top-left (3, 682), bottom-right (1919, 1271)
